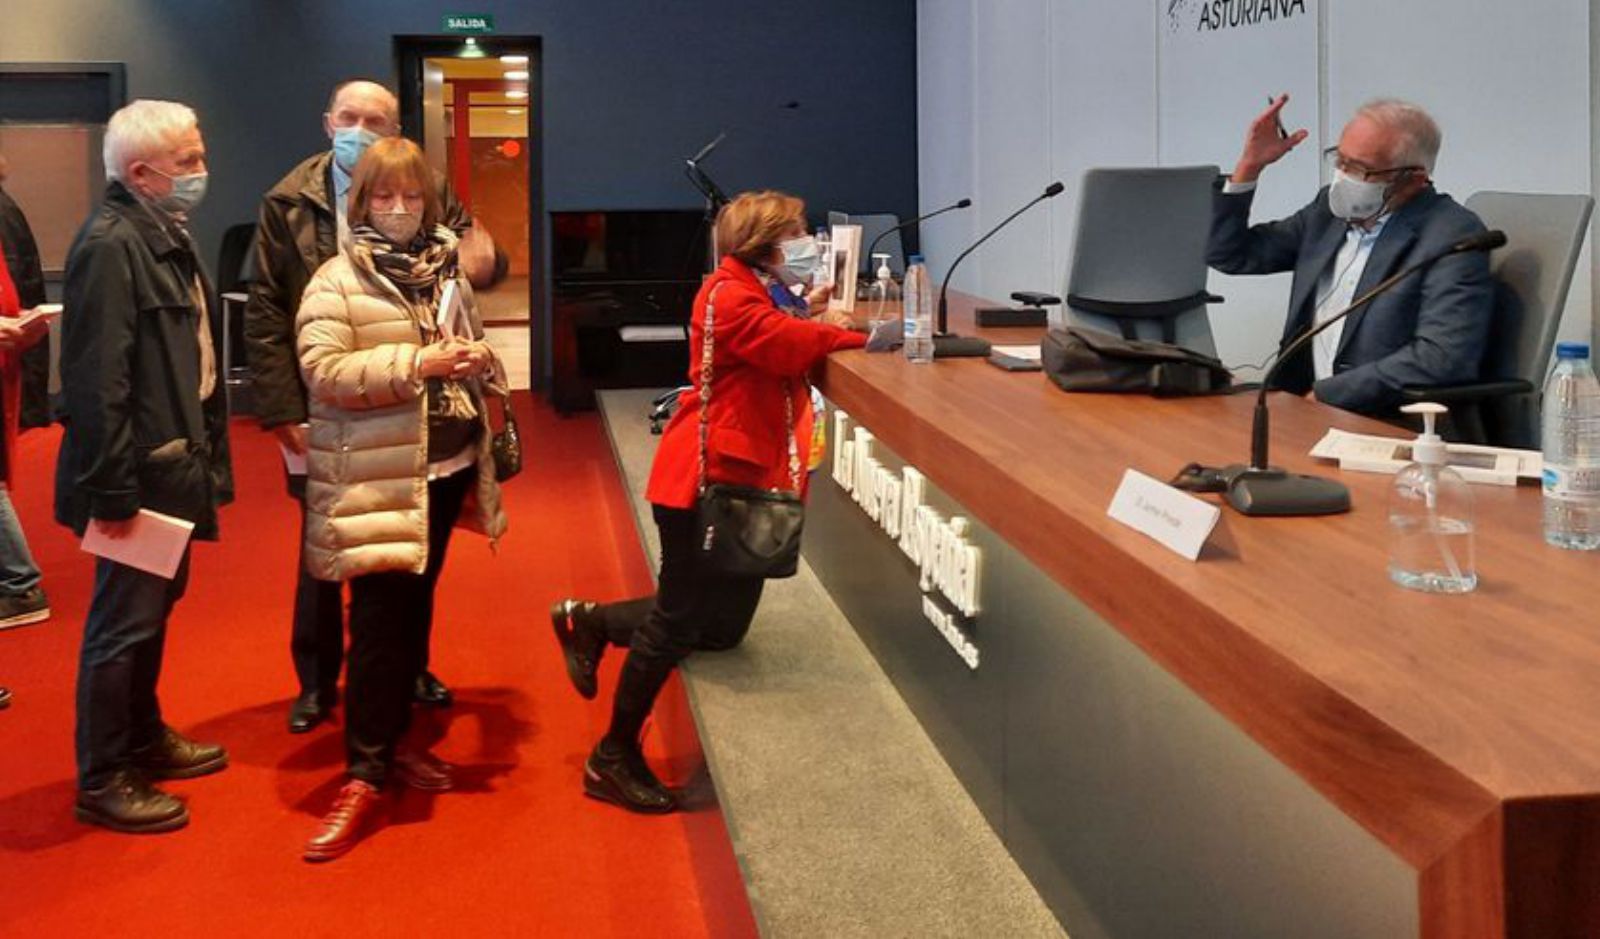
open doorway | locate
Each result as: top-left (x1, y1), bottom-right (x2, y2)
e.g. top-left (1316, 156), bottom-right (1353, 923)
top-left (396, 35), bottom-right (542, 390)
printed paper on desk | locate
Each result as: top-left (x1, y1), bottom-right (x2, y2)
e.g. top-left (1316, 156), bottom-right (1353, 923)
top-left (80, 509), bottom-right (196, 579)
top-left (1107, 468), bottom-right (1221, 561)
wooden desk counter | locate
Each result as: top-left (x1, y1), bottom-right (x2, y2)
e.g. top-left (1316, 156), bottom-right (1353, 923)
top-left (815, 294), bottom-right (1600, 937)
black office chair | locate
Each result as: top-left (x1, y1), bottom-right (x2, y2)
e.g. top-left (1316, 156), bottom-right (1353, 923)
top-left (1401, 191), bottom-right (1594, 447)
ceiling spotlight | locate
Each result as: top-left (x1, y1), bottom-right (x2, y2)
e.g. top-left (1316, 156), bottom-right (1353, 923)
top-left (500, 54), bottom-right (529, 65)
top-left (459, 37), bottom-right (486, 59)
top-left (505, 108), bottom-right (525, 115)
top-left (505, 88), bottom-right (528, 100)
top-left (503, 69), bottom-right (529, 81)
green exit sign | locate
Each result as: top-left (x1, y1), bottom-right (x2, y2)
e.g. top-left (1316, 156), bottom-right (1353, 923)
top-left (443, 13), bottom-right (495, 34)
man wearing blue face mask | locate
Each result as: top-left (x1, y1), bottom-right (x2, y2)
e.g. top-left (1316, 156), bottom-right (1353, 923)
top-left (247, 79), bottom-right (491, 732)
top-left (57, 99), bottom-right (234, 833)
top-left (1207, 97), bottom-right (1493, 416)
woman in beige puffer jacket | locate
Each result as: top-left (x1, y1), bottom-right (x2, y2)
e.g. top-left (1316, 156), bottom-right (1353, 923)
top-left (294, 137), bottom-right (507, 863)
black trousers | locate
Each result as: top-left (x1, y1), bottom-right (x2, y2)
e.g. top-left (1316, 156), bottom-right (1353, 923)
top-left (74, 550), bottom-right (191, 790)
top-left (344, 468), bottom-right (473, 786)
top-left (604, 505), bottom-right (764, 747)
top-left (288, 473), bottom-right (344, 701)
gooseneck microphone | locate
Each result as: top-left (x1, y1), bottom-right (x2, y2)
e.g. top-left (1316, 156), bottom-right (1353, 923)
top-left (933, 182), bottom-right (1064, 358)
top-left (1217, 228), bottom-right (1507, 516)
top-left (865, 198), bottom-right (972, 265)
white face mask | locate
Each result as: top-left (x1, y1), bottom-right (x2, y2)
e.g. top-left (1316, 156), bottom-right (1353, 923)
top-left (777, 235), bottom-right (821, 284)
top-left (371, 207), bottom-right (421, 245)
top-left (1327, 169), bottom-right (1391, 222)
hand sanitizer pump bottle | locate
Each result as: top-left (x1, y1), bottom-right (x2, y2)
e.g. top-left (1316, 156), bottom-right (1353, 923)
top-left (867, 253), bottom-right (898, 332)
top-left (1387, 402), bottom-right (1477, 594)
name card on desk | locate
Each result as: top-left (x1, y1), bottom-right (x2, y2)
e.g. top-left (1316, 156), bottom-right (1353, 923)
top-left (1107, 469), bottom-right (1220, 561)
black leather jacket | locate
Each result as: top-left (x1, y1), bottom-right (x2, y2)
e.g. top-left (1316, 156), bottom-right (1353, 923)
top-left (245, 151), bottom-right (470, 429)
top-left (54, 182), bottom-right (233, 540)
top-left (0, 185), bottom-right (51, 428)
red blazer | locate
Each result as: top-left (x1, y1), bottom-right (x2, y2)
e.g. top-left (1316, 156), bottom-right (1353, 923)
top-left (646, 256), bottom-right (865, 510)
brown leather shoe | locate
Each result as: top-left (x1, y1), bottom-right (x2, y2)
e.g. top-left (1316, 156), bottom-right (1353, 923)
top-left (131, 726), bottom-right (228, 780)
top-left (393, 747), bottom-right (455, 791)
top-left (303, 779), bottom-right (382, 863)
top-left (75, 769), bottom-right (189, 834)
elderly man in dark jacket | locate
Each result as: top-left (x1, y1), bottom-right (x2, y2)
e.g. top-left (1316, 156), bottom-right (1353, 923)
top-left (246, 79), bottom-right (491, 731)
top-left (57, 99), bottom-right (233, 834)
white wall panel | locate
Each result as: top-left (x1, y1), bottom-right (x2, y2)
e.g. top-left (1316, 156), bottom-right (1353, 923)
top-left (917, 0), bottom-right (980, 289)
top-left (969, 0), bottom-right (1055, 304)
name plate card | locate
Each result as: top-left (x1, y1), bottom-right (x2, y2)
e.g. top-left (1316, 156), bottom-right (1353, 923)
top-left (1107, 469), bottom-right (1221, 561)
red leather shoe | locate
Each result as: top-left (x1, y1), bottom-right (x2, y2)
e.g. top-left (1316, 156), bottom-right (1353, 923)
top-left (303, 779), bottom-right (381, 862)
top-left (393, 747), bottom-right (455, 791)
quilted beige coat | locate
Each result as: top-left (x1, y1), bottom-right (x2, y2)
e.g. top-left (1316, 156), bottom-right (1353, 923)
top-left (295, 254), bottom-right (507, 581)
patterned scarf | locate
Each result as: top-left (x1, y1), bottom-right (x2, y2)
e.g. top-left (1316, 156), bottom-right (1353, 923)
top-left (348, 223), bottom-right (477, 420)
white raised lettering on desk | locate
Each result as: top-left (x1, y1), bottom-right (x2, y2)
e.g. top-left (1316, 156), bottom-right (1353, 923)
top-left (830, 408), bottom-right (981, 620)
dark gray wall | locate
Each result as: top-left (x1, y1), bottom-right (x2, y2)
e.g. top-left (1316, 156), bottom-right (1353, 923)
top-left (0, 0), bottom-right (918, 267)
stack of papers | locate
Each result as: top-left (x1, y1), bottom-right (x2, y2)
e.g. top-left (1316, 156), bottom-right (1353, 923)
top-left (1309, 428), bottom-right (1541, 486)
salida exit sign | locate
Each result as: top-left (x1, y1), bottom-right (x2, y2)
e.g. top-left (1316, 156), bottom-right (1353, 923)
top-left (443, 13), bottom-right (495, 34)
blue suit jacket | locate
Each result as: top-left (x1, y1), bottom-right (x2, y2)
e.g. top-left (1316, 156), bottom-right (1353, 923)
top-left (1207, 181), bottom-right (1494, 415)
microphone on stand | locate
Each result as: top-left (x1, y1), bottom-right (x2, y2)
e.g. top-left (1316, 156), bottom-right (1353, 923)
top-left (865, 198), bottom-right (972, 267)
top-left (1201, 228), bottom-right (1507, 516)
top-left (934, 182), bottom-right (1064, 358)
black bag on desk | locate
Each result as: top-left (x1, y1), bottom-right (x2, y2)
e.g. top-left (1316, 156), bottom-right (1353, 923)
top-left (1041, 325), bottom-right (1232, 397)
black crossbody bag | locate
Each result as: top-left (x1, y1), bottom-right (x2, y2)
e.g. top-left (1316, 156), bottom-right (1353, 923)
top-left (694, 283), bottom-right (806, 579)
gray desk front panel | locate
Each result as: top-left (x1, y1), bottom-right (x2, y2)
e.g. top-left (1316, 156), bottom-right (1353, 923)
top-left (804, 399), bottom-right (1416, 939)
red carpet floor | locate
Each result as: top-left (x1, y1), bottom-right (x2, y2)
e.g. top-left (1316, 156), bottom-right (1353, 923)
top-left (0, 394), bottom-right (757, 938)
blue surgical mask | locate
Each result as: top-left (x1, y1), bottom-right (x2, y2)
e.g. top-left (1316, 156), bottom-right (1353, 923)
top-left (331, 125), bottom-right (380, 173)
top-left (147, 166), bottom-right (208, 216)
top-left (777, 235), bottom-right (821, 284)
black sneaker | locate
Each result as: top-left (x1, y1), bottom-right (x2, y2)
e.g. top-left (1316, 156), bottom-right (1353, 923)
top-left (550, 599), bottom-right (605, 700)
top-left (583, 742), bottom-right (677, 814)
top-left (75, 769), bottom-right (189, 833)
top-left (0, 587), bottom-right (49, 631)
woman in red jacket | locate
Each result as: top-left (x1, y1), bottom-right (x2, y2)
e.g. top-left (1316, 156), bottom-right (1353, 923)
top-left (553, 191), bottom-right (864, 812)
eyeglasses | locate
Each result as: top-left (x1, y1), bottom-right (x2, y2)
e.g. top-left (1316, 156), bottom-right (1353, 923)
top-left (1321, 147), bottom-right (1421, 183)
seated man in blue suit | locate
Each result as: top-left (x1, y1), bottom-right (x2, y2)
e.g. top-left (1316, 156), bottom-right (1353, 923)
top-left (1208, 97), bottom-right (1493, 416)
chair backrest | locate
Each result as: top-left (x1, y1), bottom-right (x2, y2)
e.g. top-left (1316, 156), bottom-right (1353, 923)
top-left (215, 221), bottom-right (258, 294)
top-left (1463, 191), bottom-right (1593, 448)
top-left (850, 212), bottom-right (904, 275)
top-left (1062, 165), bottom-right (1220, 357)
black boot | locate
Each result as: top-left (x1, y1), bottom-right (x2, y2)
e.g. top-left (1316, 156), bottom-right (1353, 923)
top-left (583, 740), bottom-right (676, 814)
top-left (550, 599), bottom-right (606, 699)
top-left (76, 768), bottom-right (189, 833)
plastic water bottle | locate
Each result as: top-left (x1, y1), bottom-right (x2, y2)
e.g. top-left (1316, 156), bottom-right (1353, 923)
top-left (1541, 341), bottom-right (1600, 549)
top-left (1388, 403), bottom-right (1477, 593)
top-left (903, 254), bottom-right (934, 364)
top-left (814, 227), bottom-right (834, 289)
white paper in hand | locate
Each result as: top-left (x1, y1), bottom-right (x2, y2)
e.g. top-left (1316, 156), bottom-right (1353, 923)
top-left (80, 509), bottom-right (196, 579)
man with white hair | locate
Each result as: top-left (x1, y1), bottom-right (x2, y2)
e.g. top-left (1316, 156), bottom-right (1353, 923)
top-left (56, 99), bottom-right (233, 833)
top-left (1208, 97), bottom-right (1494, 415)
top-left (246, 79), bottom-right (491, 732)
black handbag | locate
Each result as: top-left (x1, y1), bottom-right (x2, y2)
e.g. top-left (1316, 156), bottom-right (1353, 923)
top-left (694, 283), bottom-right (806, 579)
top-left (1041, 325), bottom-right (1232, 397)
top-left (489, 394), bottom-right (522, 482)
